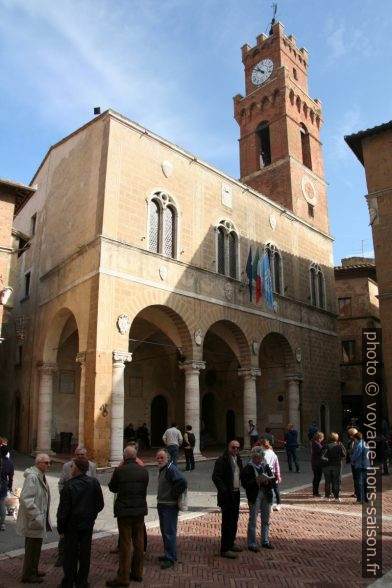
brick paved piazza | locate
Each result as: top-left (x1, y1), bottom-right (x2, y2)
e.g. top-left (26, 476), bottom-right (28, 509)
top-left (0, 452), bottom-right (391, 587)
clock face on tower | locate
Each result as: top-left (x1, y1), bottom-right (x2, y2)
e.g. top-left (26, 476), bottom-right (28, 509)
top-left (251, 58), bottom-right (273, 86)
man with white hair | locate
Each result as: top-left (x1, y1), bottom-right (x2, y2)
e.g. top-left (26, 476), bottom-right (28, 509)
top-left (56, 447), bottom-right (97, 567)
top-left (16, 454), bottom-right (52, 583)
top-left (106, 445), bottom-right (149, 586)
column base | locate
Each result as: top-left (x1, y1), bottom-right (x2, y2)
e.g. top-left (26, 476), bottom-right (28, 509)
top-left (193, 452), bottom-right (207, 460)
top-left (33, 449), bottom-right (56, 456)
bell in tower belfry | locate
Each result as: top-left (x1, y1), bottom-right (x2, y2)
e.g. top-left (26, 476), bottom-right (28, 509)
top-left (233, 22), bottom-right (329, 234)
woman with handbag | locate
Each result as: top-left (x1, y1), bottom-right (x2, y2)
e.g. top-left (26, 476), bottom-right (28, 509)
top-left (241, 447), bottom-right (275, 551)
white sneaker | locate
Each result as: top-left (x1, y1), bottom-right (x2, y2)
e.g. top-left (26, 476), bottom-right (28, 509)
top-left (273, 504), bottom-right (281, 511)
top-left (323, 497), bottom-right (330, 502)
top-left (335, 498), bottom-right (342, 503)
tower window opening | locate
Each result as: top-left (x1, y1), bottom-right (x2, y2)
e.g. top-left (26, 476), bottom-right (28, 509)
top-left (300, 123), bottom-right (312, 170)
top-left (293, 68), bottom-right (298, 80)
top-left (257, 121), bottom-right (271, 168)
top-left (308, 203), bottom-right (314, 217)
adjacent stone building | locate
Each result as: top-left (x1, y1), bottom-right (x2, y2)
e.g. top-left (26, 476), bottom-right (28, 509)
top-left (345, 121), bottom-right (392, 426)
top-left (334, 257), bottom-right (379, 427)
top-left (2, 22), bottom-right (340, 464)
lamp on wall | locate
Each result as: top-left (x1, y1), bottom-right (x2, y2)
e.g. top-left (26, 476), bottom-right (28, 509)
top-left (0, 287), bottom-right (13, 305)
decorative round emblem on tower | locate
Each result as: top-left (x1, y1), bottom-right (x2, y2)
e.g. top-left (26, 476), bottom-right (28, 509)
top-left (301, 175), bottom-right (317, 206)
top-left (251, 58), bottom-right (274, 86)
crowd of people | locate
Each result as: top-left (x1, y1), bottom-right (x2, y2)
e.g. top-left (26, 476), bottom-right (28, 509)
top-left (1, 418), bottom-right (390, 586)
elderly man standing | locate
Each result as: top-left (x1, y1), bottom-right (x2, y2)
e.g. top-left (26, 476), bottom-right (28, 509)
top-left (212, 440), bottom-right (243, 558)
top-left (106, 445), bottom-right (149, 586)
top-left (16, 454), bottom-right (52, 584)
top-left (56, 446), bottom-right (97, 567)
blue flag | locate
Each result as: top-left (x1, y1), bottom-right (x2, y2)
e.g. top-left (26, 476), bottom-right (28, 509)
top-left (246, 247), bottom-right (253, 301)
top-left (261, 251), bottom-right (274, 309)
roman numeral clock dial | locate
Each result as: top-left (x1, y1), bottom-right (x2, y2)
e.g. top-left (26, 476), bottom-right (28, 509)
top-left (251, 58), bottom-right (274, 86)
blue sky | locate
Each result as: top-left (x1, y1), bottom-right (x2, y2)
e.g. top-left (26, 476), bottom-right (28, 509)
top-left (1, 0), bottom-right (391, 264)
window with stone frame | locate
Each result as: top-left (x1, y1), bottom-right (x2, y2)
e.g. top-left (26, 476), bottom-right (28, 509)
top-left (265, 242), bottom-right (283, 294)
top-left (309, 263), bottom-right (325, 309)
top-left (215, 220), bottom-right (239, 279)
top-left (338, 297), bottom-right (352, 316)
top-left (342, 340), bottom-right (356, 363)
top-left (147, 191), bottom-right (178, 258)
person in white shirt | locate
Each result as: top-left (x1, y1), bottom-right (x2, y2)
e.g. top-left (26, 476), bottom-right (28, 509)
top-left (260, 439), bottom-right (282, 511)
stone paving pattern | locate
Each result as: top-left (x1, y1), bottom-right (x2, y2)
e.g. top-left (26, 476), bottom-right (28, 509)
top-left (0, 474), bottom-right (391, 587)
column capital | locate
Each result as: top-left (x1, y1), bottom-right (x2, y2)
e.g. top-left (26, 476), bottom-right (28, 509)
top-left (76, 352), bottom-right (86, 365)
top-left (37, 362), bottom-right (57, 374)
top-left (112, 351), bottom-right (132, 364)
top-left (238, 367), bottom-right (261, 379)
top-left (179, 360), bottom-right (206, 373)
top-left (285, 373), bottom-right (304, 383)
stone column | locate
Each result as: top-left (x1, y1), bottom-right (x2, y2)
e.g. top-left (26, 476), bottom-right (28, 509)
top-left (110, 351), bottom-right (132, 466)
top-left (76, 352), bottom-right (86, 446)
top-left (36, 362), bottom-right (57, 455)
top-left (180, 360), bottom-right (206, 456)
top-left (238, 368), bottom-right (261, 449)
top-left (286, 375), bottom-right (303, 438)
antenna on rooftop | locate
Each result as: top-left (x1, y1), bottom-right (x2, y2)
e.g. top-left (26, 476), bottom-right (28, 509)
top-left (268, 3), bottom-right (278, 35)
top-left (94, 107), bottom-right (101, 115)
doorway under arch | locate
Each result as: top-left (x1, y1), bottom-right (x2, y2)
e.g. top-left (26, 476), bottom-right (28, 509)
top-left (150, 395), bottom-right (168, 446)
top-left (226, 410), bottom-right (236, 443)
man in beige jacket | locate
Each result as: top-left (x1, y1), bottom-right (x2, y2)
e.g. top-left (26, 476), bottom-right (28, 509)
top-left (16, 454), bottom-right (52, 584)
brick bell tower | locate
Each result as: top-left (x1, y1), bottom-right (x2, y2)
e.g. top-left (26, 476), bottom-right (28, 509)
top-left (234, 21), bottom-right (329, 233)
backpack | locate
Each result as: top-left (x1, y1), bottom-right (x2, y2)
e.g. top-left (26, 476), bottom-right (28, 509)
top-left (187, 433), bottom-right (196, 448)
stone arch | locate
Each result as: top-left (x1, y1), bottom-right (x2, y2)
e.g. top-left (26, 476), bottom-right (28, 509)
top-left (259, 331), bottom-right (296, 372)
top-left (258, 331), bottom-right (297, 441)
top-left (202, 316), bottom-right (251, 368)
top-left (42, 307), bottom-right (81, 363)
top-left (201, 319), bottom-right (251, 445)
top-left (125, 304), bottom-right (193, 440)
top-left (129, 304), bottom-right (193, 357)
top-left (37, 307), bottom-right (81, 453)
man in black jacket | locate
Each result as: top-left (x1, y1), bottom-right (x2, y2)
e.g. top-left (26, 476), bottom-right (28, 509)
top-left (57, 457), bottom-right (104, 588)
top-left (212, 440), bottom-right (243, 558)
top-left (106, 445), bottom-right (149, 586)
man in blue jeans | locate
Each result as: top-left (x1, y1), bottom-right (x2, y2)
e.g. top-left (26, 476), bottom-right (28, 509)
top-left (156, 449), bottom-right (187, 569)
top-left (162, 424), bottom-right (183, 467)
top-left (284, 423), bottom-right (300, 472)
top-left (351, 431), bottom-right (370, 504)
